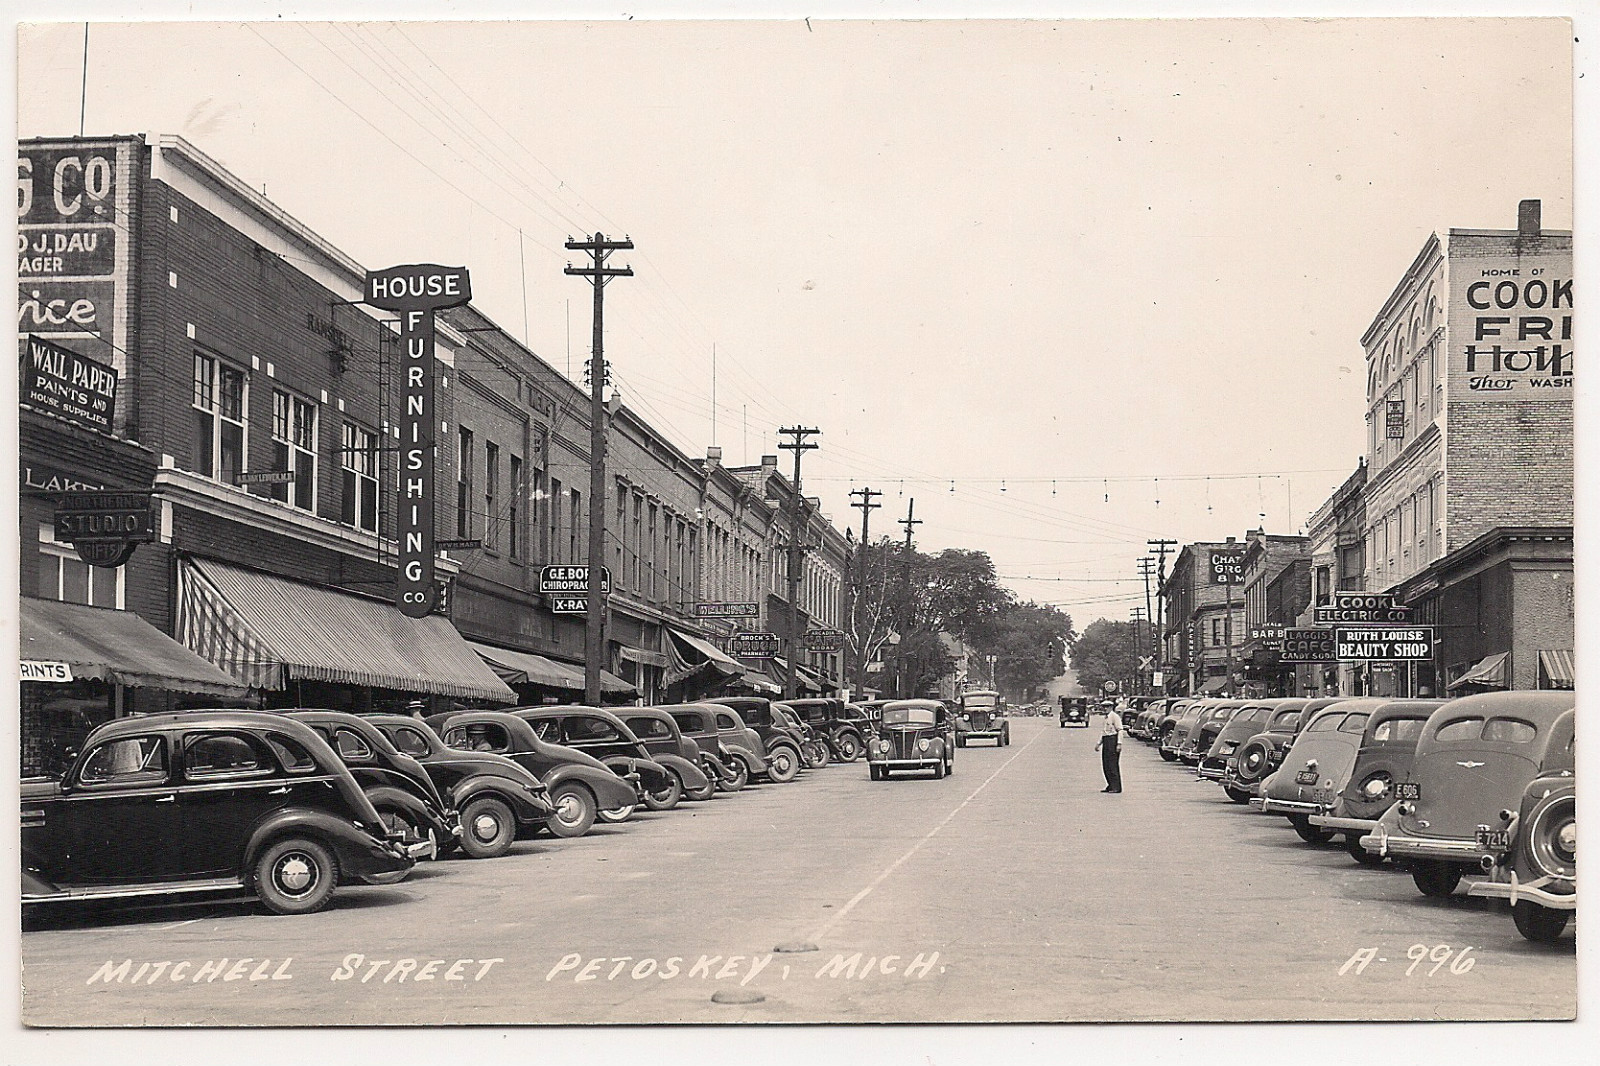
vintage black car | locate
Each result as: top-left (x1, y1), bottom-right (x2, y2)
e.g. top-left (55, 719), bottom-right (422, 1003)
top-left (663, 703), bottom-right (766, 791)
top-left (278, 709), bottom-right (458, 863)
top-left (22, 712), bottom-right (413, 915)
top-left (1059, 697), bottom-right (1091, 728)
top-left (1179, 700), bottom-right (1247, 765)
top-left (957, 690), bottom-right (1009, 746)
top-left (1160, 700), bottom-right (1210, 762)
top-left (868, 700), bottom-right (955, 779)
top-left (771, 702), bottom-right (831, 769)
top-left (1129, 700), bottom-right (1167, 741)
top-left (512, 706), bottom-right (680, 821)
top-left (365, 714), bottom-right (553, 859)
top-left (703, 697), bottom-right (804, 782)
top-left (1198, 700), bottom-right (1297, 789)
top-left (615, 708), bottom-right (718, 801)
top-left (1307, 699), bottom-right (1444, 863)
top-left (1467, 708), bottom-right (1575, 942)
top-left (434, 711), bottom-right (639, 838)
top-left (1363, 691), bottom-right (1576, 901)
top-left (779, 698), bottom-right (869, 761)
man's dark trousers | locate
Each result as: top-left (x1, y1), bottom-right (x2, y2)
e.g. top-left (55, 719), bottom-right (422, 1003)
top-left (1101, 736), bottom-right (1122, 791)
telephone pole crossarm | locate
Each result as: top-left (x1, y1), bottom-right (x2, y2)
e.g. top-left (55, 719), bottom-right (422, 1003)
top-left (778, 426), bottom-right (822, 699)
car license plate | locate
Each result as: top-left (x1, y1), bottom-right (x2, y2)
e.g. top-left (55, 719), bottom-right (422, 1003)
top-left (1295, 770), bottom-right (1318, 785)
top-left (1476, 826), bottom-right (1510, 850)
top-left (1312, 787), bottom-right (1335, 807)
top-left (1396, 782), bottom-right (1421, 801)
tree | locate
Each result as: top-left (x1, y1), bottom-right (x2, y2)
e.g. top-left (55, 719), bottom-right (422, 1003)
top-left (1067, 619), bottom-right (1142, 697)
top-left (969, 601), bottom-right (1077, 698)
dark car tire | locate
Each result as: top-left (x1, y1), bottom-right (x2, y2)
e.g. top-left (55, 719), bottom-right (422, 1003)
top-left (869, 764), bottom-right (884, 781)
top-left (833, 732), bottom-right (862, 762)
top-left (547, 782), bottom-right (598, 838)
top-left (1289, 815), bottom-right (1335, 845)
top-left (765, 744), bottom-right (801, 783)
top-left (800, 741), bottom-right (829, 769)
top-left (956, 736), bottom-right (966, 748)
top-left (1224, 786), bottom-right (1253, 805)
top-left (1159, 748), bottom-right (1179, 762)
top-left (254, 836), bottom-right (340, 916)
top-left (597, 800), bottom-right (636, 824)
top-left (1345, 833), bottom-right (1384, 865)
top-left (717, 758), bottom-right (750, 792)
top-left (685, 767), bottom-right (718, 802)
top-left (1512, 901), bottom-right (1571, 943)
top-left (458, 796), bottom-right (517, 859)
top-left (1411, 860), bottom-right (1463, 898)
top-left (932, 761), bottom-right (945, 779)
top-left (642, 772), bottom-right (683, 812)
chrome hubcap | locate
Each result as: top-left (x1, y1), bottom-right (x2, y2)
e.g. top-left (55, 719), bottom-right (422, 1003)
top-left (472, 813), bottom-right (501, 841)
top-left (276, 853), bottom-right (316, 896)
top-left (556, 794), bottom-right (582, 824)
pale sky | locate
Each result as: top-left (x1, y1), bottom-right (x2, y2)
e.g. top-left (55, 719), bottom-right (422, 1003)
top-left (13, 9), bottom-right (1576, 627)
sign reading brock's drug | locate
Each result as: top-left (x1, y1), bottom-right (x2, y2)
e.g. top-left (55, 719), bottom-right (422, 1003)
top-left (364, 264), bottom-right (471, 618)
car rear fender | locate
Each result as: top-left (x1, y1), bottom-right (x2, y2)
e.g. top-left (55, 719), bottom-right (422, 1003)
top-left (363, 785), bottom-right (450, 835)
top-left (242, 807), bottom-right (392, 877)
top-left (451, 775), bottom-right (550, 820)
top-left (653, 752), bottom-right (711, 790)
top-left (547, 763), bottom-right (638, 810)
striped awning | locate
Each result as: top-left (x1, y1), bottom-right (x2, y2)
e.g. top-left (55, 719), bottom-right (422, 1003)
top-left (1538, 649), bottom-right (1575, 690)
top-left (468, 640), bottom-right (636, 696)
top-left (1447, 651), bottom-right (1510, 692)
top-left (178, 558), bottom-right (516, 703)
top-left (20, 597), bottom-right (251, 698)
top-left (664, 627), bottom-right (746, 686)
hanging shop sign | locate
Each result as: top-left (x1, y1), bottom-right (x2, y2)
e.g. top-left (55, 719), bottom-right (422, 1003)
top-left (1385, 399), bottom-right (1406, 439)
top-left (539, 565), bottom-right (612, 595)
top-left (1334, 627), bottom-right (1435, 661)
top-left (548, 596), bottom-right (589, 614)
top-left (1315, 591), bottom-right (1412, 625)
top-left (1248, 623), bottom-right (1286, 646)
top-left (1209, 548), bottom-right (1246, 585)
top-left (53, 490), bottom-right (155, 568)
top-left (730, 632), bottom-right (781, 658)
top-left (21, 335), bottom-right (118, 432)
top-left (805, 629), bottom-right (845, 652)
top-left (696, 602), bottom-right (759, 619)
top-left (1281, 628), bottom-right (1337, 663)
top-left (364, 264), bottom-right (472, 618)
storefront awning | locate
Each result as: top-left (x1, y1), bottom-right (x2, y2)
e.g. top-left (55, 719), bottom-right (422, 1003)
top-left (20, 597), bottom-right (251, 698)
top-left (1537, 649), bottom-right (1575, 690)
top-left (178, 558), bottom-right (516, 703)
top-left (765, 656), bottom-right (826, 694)
top-left (664, 627), bottom-right (746, 686)
top-left (1199, 676), bottom-right (1230, 695)
top-left (1447, 651), bottom-right (1509, 692)
top-left (468, 640), bottom-right (636, 696)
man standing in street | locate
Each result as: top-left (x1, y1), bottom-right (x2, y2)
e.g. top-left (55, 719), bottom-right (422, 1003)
top-left (1094, 700), bottom-right (1124, 793)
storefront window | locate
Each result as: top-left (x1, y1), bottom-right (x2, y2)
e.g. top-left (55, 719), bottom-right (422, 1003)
top-left (37, 523), bottom-right (123, 608)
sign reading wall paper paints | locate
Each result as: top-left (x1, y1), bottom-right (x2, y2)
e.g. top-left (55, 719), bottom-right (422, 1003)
top-left (22, 334), bottom-right (118, 432)
top-left (365, 264), bottom-right (472, 618)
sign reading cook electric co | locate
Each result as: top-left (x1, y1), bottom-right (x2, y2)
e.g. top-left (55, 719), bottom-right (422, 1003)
top-left (364, 264), bottom-right (472, 618)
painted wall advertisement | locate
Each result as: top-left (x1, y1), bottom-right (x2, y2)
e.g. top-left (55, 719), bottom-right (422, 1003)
top-left (21, 334), bottom-right (118, 432)
top-left (1208, 548), bottom-right (1246, 585)
top-left (17, 141), bottom-right (134, 415)
top-left (1449, 247), bottom-right (1573, 399)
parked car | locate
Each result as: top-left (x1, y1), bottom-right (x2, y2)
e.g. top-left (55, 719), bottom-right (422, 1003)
top-left (1059, 697), bottom-right (1091, 728)
top-left (703, 697), bottom-right (804, 782)
top-left (957, 690), bottom-right (1009, 746)
top-left (22, 712), bottom-right (414, 916)
top-left (779, 698), bottom-right (869, 762)
top-left (1198, 700), bottom-right (1298, 789)
top-left (867, 700), bottom-right (955, 780)
top-left (512, 706), bottom-right (680, 820)
top-left (1255, 699), bottom-right (1386, 842)
top-left (364, 714), bottom-right (554, 859)
top-left (1223, 697), bottom-right (1343, 801)
top-left (615, 708), bottom-right (718, 802)
top-left (664, 703), bottom-right (766, 791)
top-left (434, 711), bottom-right (639, 838)
top-left (279, 709), bottom-right (458, 864)
top-left (1307, 699), bottom-right (1444, 863)
top-left (1154, 699), bottom-right (1192, 752)
top-left (1179, 700), bottom-right (1247, 765)
top-left (1129, 699), bottom-right (1166, 740)
top-left (1361, 691), bottom-right (1576, 900)
top-left (1466, 707), bottom-right (1576, 942)
top-left (1160, 700), bottom-right (1210, 762)
top-left (771, 702), bottom-right (831, 769)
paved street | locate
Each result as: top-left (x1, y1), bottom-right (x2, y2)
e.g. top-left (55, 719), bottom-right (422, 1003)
top-left (21, 716), bottom-right (1573, 1025)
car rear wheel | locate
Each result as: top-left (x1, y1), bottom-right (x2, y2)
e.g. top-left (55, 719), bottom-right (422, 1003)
top-left (597, 799), bottom-right (636, 823)
top-left (833, 732), bottom-right (862, 762)
top-left (547, 782), bottom-right (598, 838)
top-left (643, 773), bottom-right (682, 812)
top-left (685, 766), bottom-right (717, 802)
top-left (1512, 900), bottom-right (1571, 943)
top-left (1345, 833), bottom-right (1384, 865)
top-left (1411, 860), bottom-right (1463, 898)
top-left (458, 796), bottom-right (517, 859)
top-left (1289, 815), bottom-right (1334, 845)
top-left (254, 836), bottom-right (339, 916)
top-left (799, 740), bottom-right (828, 769)
top-left (1223, 786), bottom-right (1252, 805)
top-left (765, 745), bottom-right (800, 783)
top-left (717, 758), bottom-right (750, 792)
top-left (1159, 748), bottom-right (1179, 762)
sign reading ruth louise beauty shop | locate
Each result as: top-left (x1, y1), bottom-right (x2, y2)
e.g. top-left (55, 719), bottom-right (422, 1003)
top-left (365, 264), bottom-right (471, 618)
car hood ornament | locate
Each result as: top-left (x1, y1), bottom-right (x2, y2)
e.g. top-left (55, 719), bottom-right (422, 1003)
top-left (1457, 760), bottom-right (1487, 768)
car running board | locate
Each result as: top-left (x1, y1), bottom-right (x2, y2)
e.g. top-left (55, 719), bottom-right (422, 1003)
top-left (23, 877), bottom-right (246, 903)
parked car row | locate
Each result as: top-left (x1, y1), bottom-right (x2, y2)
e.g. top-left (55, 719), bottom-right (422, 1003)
top-left (1127, 690), bottom-right (1577, 944)
top-left (21, 696), bottom-right (878, 919)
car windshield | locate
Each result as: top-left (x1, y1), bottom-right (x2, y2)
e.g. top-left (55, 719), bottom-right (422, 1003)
top-left (883, 707), bottom-right (937, 727)
top-left (1271, 712), bottom-right (1301, 731)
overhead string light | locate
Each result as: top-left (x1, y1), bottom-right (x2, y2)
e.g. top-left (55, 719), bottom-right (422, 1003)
top-left (1154, 477), bottom-right (1160, 508)
top-left (949, 479), bottom-right (955, 494)
top-left (1001, 479), bottom-right (1007, 493)
top-left (1103, 478), bottom-right (1110, 504)
top-left (1051, 480), bottom-right (1057, 497)
top-left (1205, 476), bottom-right (1213, 514)
top-left (1257, 475), bottom-right (1267, 526)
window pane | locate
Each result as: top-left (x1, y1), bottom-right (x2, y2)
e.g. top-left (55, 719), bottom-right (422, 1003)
top-left (265, 733), bottom-right (317, 772)
top-left (341, 468), bottom-right (358, 525)
top-left (186, 733), bottom-right (264, 776)
top-left (219, 367), bottom-right (244, 420)
top-left (81, 737), bottom-right (166, 783)
top-left (195, 410), bottom-right (215, 477)
top-left (37, 552), bottom-right (61, 600)
top-left (90, 564), bottom-right (118, 608)
top-left (61, 557), bottom-right (90, 604)
top-left (270, 441), bottom-right (291, 502)
top-left (1435, 717), bottom-right (1484, 743)
top-left (193, 354), bottom-right (213, 409)
top-left (360, 477), bottom-right (378, 532)
top-left (220, 422), bottom-right (243, 483)
top-left (1483, 718), bottom-right (1537, 744)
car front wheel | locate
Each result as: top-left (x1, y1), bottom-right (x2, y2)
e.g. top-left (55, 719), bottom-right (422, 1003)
top-left (1345, 833), bottom-right (1384, 866)
top-left (642, 772), bottom-right (682, 811)
top-left (1512, 900), bottom-right (1571, 943)
top-left (547, 782), bottom-right (598, 838)
top-left (255, 836), bottom-right (339, 916)
top-left (717, 757), bottom-right (750, 792)
top-left (458, 796), bottom-right (517, 859)
top-left (1223, 786), bottom-right (1253, 805)
top-left (1411, 860), bottom-right (1463, 898)
top-left (833, 732), bottom-right (862, 762)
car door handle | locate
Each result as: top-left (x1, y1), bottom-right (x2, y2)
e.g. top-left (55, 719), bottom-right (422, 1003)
top-left (267, 786), bottom-right (290, 795)
top-left (153, 794), bottom-right (177, 803)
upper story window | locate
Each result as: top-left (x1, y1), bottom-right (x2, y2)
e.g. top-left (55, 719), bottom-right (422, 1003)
top-left (38, 521), bottom-right (123, 609)
top-left (271, 390), bottom-right (318, 512)
top-left (193, 351), bottom-right (247, 483)
top-left (457, 427), bottom-right (474, 538)
top-left (484, 441), bottom-right (500, 551)
top-left (340, 421), bottom-right (379, 533)
top-left (508, 455), bottom-right (523, 560)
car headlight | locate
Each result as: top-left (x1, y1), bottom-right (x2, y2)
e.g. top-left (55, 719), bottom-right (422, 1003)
top-left (1222, 741), bottom-right (1239, 754)
top-left (918, 738), bottom-right (931, 752)
top-left (877, 740), bottom-right (891, 755)
top-left (1360, 772), bottom-right (1393, 800)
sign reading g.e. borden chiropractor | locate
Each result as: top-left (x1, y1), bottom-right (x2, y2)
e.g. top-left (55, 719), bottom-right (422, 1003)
top-left (364, 264), bottom-right (471, 618)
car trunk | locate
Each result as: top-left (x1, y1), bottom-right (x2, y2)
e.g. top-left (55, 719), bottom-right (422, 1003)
top-left (1403, 747), bottom-right (1539, 840)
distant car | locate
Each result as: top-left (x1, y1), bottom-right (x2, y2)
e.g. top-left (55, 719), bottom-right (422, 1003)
top-left (365, 714), bottom-right (554, 859)
top-left (1179, 700), bottom-right (1246, 765)
top-left (1198, 700), bottom-right (1298, 789)
top-left (1128, 699), bottom-right (1167, 740)
top-left (1160, 700), bottom-right (1210, 762)
top-left (1307, 700), bottom-right (1444, 864)
top-left (435, 711), bottom-right (639, 839)
top-left (868, 700), bottom-right (955, 780)
top-left (22, 712), bottom-right (413, 916)
top-left (1255, 699), bottom-right (1385, 842)
top-left (779, 698), bottom-right (869, 762)
top-left (1059, 697), bottom-right (1090, 728)
top-left (1154, 699), bottom-right (1193, 752)
top-left (1467, 708), bottom-right (1575, 942)
top-left (957, 690), bottom-right (1008, 746)
top-left (664, 704), bottom-right (766, 791)
top-left (1362, 691), bottom-right (1577, 900)
top-left (703, 697), bottom-right (805, 782)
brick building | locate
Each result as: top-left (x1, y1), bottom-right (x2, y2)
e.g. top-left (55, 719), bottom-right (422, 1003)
top-left (1159, 539), bottom-right (1248, 696)
top-left (1238, 531), bottom-right (1310, 697)
top-left (1293, 461), bottom-right (1367, 697)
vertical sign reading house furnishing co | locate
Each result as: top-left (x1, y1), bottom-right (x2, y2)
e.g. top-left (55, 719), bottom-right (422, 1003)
top-left (364, 264), bottom-right (472, 618)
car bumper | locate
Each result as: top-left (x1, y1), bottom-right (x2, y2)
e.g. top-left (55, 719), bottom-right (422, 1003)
top-left (1309, 814), bottom-right (1378, 833)
top-left (1466, 873), bottom-right (1576, 909)
top-left (1196, 763), bottom-right (1227, 780)
top-left (964, 731), bottom-right (1003, 741)
top-left (1359, 826), bottom-right (1497, 862)
top-left (1258, 796), bottom-right (1320, 816)
top-left (872, 758), bottom-right (943, 769)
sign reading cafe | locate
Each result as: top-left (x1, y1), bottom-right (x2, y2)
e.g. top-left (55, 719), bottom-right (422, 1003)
top-left (364, 264), bottom-right (472, 618)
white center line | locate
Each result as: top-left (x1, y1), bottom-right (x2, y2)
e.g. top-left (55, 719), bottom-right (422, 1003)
top-left (807, 726), bottom-right (1050, 944)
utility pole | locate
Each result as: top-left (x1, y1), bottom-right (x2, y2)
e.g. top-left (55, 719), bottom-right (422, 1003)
top-left (778, 426), bottom-right (820, 700)
top-left (1130, 606), bottom-right (1147, 693)
top-left (849, 486), bottom-right (883, 697)
top-left (894, 498), bottom-right (922, 698)
top-left (1137, 556), bottom-right (1158, 674)
top-left (566, 233), bottom-right (633, 707)
top-left (1147, 538), bottom-right (1177, 685)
